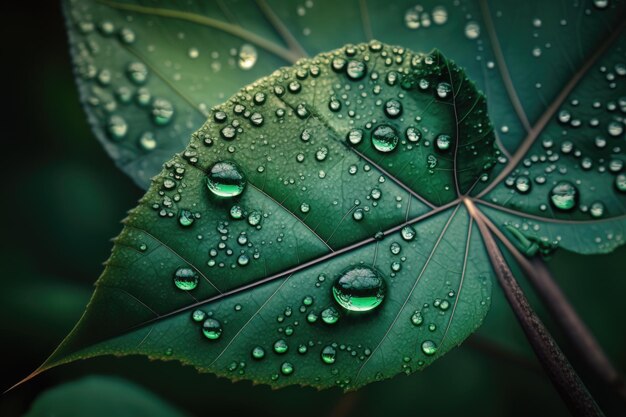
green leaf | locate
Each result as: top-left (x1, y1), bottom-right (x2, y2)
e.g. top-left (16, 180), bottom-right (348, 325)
top-left (36, 43), bottom-right (495, 390)
top-left (23, 376), bottom-right (192, 417)
top-left (64, 0), bottom-right (625, 188)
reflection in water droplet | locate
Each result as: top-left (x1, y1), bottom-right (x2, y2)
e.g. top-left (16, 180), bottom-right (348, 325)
top-left (206, 161), bottom-right (246, 197)
top-left (332, 266), bottom-right (386, 312)
top-left (274, 339), bottom-right (288, 354)
top-left (346, 60), bottom-right (367, 80)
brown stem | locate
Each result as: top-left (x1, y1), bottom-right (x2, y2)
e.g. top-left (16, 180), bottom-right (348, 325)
top-left (464, 199), bottom-right (603, 417)
top-left (476, 206), bottom-right (626, 403)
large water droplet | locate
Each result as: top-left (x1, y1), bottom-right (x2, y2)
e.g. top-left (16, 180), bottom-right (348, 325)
top-left (372, 124), bottom-right (399, 153)
top-left (202, 318), bottom-right (222, 340)
top-left (206, 161), bottom-right (246, 198)
top-left (401, 225), bottom-right (417, 241)
top-left (274, 339), bottom-right (288, 354)
top-left (549, 181), bottom-right (578, 211)
top-left (174, 267), bottom-right (198, 290)
top-left (332, 266), bottom-right (386, 312)
top-left (384, 99), bottom-right (403, 118)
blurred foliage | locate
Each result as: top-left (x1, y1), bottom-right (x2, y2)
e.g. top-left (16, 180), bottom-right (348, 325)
top-left (1, 2), bottom-right (625, 417)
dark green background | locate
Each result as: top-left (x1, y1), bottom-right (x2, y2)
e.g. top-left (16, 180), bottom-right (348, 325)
top-left (1, 3), bottom-right (625, 417)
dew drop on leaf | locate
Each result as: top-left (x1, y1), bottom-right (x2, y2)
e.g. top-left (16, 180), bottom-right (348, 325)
top-left (549, 181), bottom-right (579, 211)
top-left (202, 318), bottom-right (222, 340)
top-left (332, 266), bottom-right (386, 312)
top-left (321, 307), bottom-right (340, 324)
top-left (321, 345), bottom-right (337, 364)
top-left (371, 124), bottom-right (399, 153)
top-left (206, 161), bottom-right (246, 198)
top-left (173, 267), bottom-right (198, 291)
top-left (421, 340), bottom-right (437, 356)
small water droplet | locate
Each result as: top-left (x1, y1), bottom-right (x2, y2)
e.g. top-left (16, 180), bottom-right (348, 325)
top-left (421, 340), bottom-right (437, 356)
top-left (321, 307), bottom-right (340, 324)
top-left (401, 225), bottom-right (417, 241)
top-left (321, 345), bottom-right (337, 364)
top-left (252, 346), bottom-right (265, 360)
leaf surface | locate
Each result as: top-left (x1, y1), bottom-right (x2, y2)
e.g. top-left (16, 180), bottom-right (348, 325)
top-left (64, 0), bottom-right (625, 187)
top-left (40, 43), bottom-right (495, 390)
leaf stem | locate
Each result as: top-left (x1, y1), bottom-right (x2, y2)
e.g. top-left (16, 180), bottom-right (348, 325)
top-left (254, 0), bottom-right (309, 58)
top-left (474, 205), bottom-right (626, 403)
top-left (464, 198), bottom-right (603, 417)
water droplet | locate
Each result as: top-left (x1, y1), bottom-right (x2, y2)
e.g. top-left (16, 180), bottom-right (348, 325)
top-left (590, 201), bottom-right (605, 218)
top-left (384, 99), bottom-right (403, 118)
top-left (174, 267), bottom-right (198, 290)
top-left (352, 208), bottom-right (364, 221)
top-left (401, 225), bottom-right (416, 241)
top-left (435, 134), bottom-right (451, 151)
top-left (107, 115), bottom-right (128, 140)
top-left (252, 346), bottom-right (265, 360)
top-left (421, 340), bottom-right (437, 356)
top-left (139, 131), bottom-right (157, 150)
top-left (321, 345), bottom-right (337, 364)
top-left (549, 181), bottom-right (578, 211)
top-left (515, 176), bottom-right (531, 194)
top-left (202, 318), bottom-right (222, 340)
top-left (152, 98), bottom-right (174, 125)
top-left (406, 127), bottom-right (421, 143)
top-left (206, 161), bottom-right (246, 197)
top-left (280, 362), bottom-right (294, 375)
top-left (390, 242), bottom-right (401, 255)
top-left (230, 205), bottom-right (243, 219)
top-left (436, 83), bottom-right (452, 99)
top-left (274, 339), bottom-right (288, 354)
top-left (332, 266), bottom-right (386, 312)
top-left (238, 44), bottom-right (258, 70)
top-left (593, 0), bottom-right (609, 10)
top-left (300, 202), bottom-right (310, 213)
top-left (321, 307), bottom-right (340, 324)
top-left (178, 209), bottom-right (195, 227)
top-left (188, 47), bottom-right (199, 59)
top-left (372, 124), bottom-right (399, 153)
top-left (192, 309), bottom-right (206, 322)
top-left (464, 21), bottom-right (480, 39)
top-left (615, 173), bottom-right (626, 192)
top-left (127, 62), bottom-right (148, 84)
top-left (346, 60), bottom-right (367, 80)
top-left (347, 128), bottom-right (364, 145)
top-left (411, 311), bottom-right (423, 326)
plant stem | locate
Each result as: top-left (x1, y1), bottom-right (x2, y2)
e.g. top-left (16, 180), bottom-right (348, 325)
top-left (464, 199), bottom-right (603, 417)
top-left (476, 207), bottom-right (626, 403)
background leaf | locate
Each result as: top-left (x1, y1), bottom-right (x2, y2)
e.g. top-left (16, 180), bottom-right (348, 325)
top-left (23, 376), bottom-right (193, 417)
top-left (64, 0), bottom-right (625, 188)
